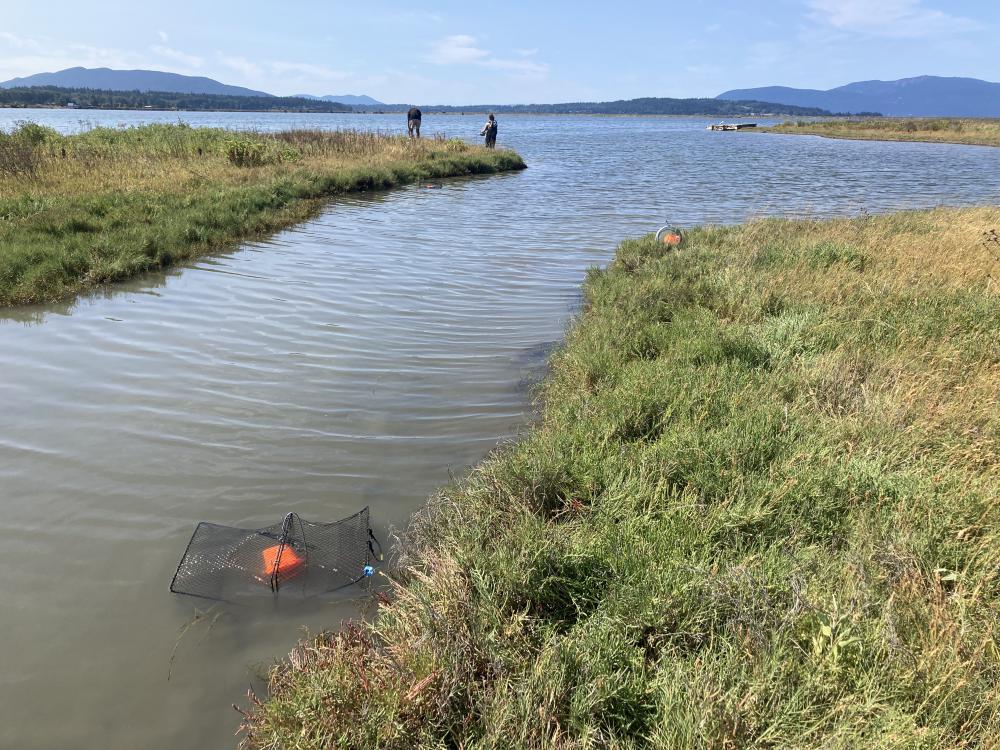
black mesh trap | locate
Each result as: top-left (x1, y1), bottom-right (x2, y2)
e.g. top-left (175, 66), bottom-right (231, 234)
top-left (170, 508), bottom-right (380, 602)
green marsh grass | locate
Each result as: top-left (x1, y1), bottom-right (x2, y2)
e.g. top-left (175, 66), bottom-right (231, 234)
top-left (242, 206), bottom-right (1000, 749)
top-left (0, 123), bottom-right (525, 306)
top-left (762, 118), bottom-right (1000, 147)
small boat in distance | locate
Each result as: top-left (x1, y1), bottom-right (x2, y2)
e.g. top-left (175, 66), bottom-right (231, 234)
top-left (707, 123), bottom-right (758, 131)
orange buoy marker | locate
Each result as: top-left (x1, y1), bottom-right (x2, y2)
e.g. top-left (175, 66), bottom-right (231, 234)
top-left (262, 544), bottom-right (305, 586)
top-left (655, 225), bottom-right (684, 248)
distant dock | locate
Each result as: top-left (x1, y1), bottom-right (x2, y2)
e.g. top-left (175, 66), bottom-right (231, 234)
top-left (707, 123), bottom-right (758, 131)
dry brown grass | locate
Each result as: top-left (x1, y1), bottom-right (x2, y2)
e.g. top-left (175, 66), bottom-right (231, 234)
top-left (763, 118), bottom-right (1000, 147)
top-left (734, 208), bottom-right (999, 480)
top-left (0, 127), bottom-right (485, 198)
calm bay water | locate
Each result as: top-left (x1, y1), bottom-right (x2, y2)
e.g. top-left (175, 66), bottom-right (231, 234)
top-left (2, 109), bottom-right (1000, 749)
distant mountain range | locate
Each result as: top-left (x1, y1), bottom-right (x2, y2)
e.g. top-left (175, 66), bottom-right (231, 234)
top-left (4, 68), bottom-right (999, 117)
top-left (0, 67), bottom-right (271, 97)
top-left (718, 76), bottom-right (1000, 117)
top-left (0, 67), bottom-right (833, 116)
top-left (0, 67), bottom-right (392, 107)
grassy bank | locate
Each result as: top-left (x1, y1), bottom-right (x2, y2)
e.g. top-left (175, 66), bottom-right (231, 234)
top-left (0, 123), bottom-right (525, 306)
top-left (762, 118), bottom-right (1000, 147)
top-left (242, 206), bottom-right (999, 749)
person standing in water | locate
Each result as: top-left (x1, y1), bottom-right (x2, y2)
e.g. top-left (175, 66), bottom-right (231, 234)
top-left (407, 106), bottom-right (422, 138)
top-left (480, 113), bottom-right (498, 148)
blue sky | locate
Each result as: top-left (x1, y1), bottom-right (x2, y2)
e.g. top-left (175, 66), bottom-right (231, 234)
top-left (1, 0), bottom-right (998, 103)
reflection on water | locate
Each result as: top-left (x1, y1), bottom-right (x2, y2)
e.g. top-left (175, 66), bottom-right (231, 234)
top-left (2, 112), bottom-right (1000, 750)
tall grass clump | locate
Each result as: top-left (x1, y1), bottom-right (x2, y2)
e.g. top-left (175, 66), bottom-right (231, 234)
top-left (224, 137), bottom-right (300, 167)
top-left (0, 124), bottom-right (525, 306)
top-left (0, 122), bottom-right (54, 176)
top-left (763, 118), bottom-right (1000, 147)
top-left (241, 206), bottom-right (1000, 749)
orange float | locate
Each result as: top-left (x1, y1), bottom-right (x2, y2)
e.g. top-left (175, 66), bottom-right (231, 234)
top-left (655, 225), bottom-right (684, 247)
top-left (262, 544), bottom-right (305, 583)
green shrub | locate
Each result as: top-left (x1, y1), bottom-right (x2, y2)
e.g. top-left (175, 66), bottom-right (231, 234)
top-left (13, 122), bottom-right (58, 146)
top-left (223, 138), bottom-right (298, 167)
top-left (0, 132), bottom-right (39, 175)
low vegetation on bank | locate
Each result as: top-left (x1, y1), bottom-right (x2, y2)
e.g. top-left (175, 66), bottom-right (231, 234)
top-left (762, 117), bottom-right (1000, 147)
top-left (243, 207), bottom-right (1000, 749)
top-left (0, 122), bottom-right (525, 306)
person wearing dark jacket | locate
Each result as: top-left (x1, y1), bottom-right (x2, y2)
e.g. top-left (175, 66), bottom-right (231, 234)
top-left (407, 107), bottom-right (422, 138)
top-left (480, 113), bottom-right (498, 148)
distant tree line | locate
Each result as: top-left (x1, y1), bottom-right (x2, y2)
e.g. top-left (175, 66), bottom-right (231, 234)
top-left (0, 86), bottom-right (353, 113)
top-left (358, 98), bottom-right (845, 116)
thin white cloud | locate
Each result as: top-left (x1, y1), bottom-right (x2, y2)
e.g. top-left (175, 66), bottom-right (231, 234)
top-left (481, 58), bottom-right (549, 75)
top-left (428, 35), bottom-right (489, 65)
top-left (372, 10), bottom-right (444, 25)
top-left (747, 41), bottom-right (789, 69)
top-left (270, 61), bottom-right (350, 81)
top-left (0, 32), bottom-right (138, 77)
top-left (151, 45), bottom-right (203, 68)
top-left (0, 32), bottom-right (46, 52)
top-left (217, 54), bottom-right (263, 79)
top-left (0, 32), bottom-right (372, 96)
top-left (214, 54), bottom-right (369, 93)
top-left (156, 30), bottom-right (169, 43)
top-left (428, 35), bottom-right (549, 77)
top-left (806, 0), bottom-right (982, 38)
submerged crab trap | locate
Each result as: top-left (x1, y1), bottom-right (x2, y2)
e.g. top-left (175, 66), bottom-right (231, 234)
top-left (170, 508), bottom-right (381, 602)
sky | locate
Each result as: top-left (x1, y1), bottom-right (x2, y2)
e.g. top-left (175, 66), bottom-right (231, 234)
top-left (1, 0), bottom-right (998, 103)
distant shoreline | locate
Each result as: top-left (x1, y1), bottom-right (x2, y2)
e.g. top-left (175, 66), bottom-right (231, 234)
top-left (0, 104), bottom-right (350, 114)
top-left (358, 111), bottom-right (786, 118)
top-left (0, 104), bottom-right (791, 119)
top-left (760, 118), bottom-right (1000, 147)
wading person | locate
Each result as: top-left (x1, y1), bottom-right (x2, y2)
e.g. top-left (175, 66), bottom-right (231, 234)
top-left (480, 113), bottom-right (498, 148)
top-left (407, 106), bottom-right (422, 138)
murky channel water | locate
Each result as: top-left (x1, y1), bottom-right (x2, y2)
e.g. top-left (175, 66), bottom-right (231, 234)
top-left (2, 111), bottom-right (1000, 749)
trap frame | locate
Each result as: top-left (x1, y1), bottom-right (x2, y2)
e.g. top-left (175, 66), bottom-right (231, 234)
top-left (170, 508), bottom-right (380, 602)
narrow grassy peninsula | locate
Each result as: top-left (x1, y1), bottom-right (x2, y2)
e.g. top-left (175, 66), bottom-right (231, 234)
top-left (0, 123), bottom-right (525, 306)
top-left (762, 117), bottom-right (1000, 147)
top-left (244, 207), bottom-right (999, 749)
